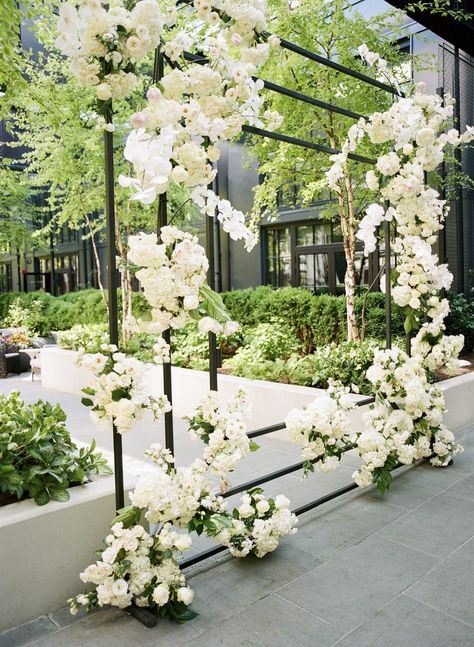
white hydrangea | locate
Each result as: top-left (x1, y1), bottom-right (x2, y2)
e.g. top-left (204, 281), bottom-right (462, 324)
top-left (285, 385), bottom-right (355, 475)
top-left (69, 522), bottom-right (194, 616)
top-left (78, 344), bottom-right (171, 434)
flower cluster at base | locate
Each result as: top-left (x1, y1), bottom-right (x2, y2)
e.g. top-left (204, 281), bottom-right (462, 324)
top-left (285, 385), bottom-right (355, 476)
top-left (78, 344), bottom-right (171, 434)
top-left (118, 0), bottom-right (281, 249)
top-left (69, 522), bottom-right (197, 623)
top-left (353, 347), bottom-right (463, 492)
top-left (127, 226), bottom-right (239, 337)
top-left (56, 0), bottom-right (171, 117)
top-left (214, 489), bottom-right (297, 558)
top-left (185, 388), bottom-right (258, 480)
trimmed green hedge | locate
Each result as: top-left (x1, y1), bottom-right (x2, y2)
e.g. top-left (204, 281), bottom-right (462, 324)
top-left (222, 286), bottom-right (405, 349)
top-left (1, 287), bottom-right (470, 351)
top-left (0, 289), bottom-right (150, 335)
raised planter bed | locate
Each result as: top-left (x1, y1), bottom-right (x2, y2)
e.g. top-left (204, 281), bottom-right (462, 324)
top-left (41, 347), bottom-right (474, 433)
top-left (0, 473), bottom-right (135, 632)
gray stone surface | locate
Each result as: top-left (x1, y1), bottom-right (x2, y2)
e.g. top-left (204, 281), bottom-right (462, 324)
top-left (378, 492), bottom-right (474, 557)
top-left (333, 594), bottom-right (474, 647)
top-left (276, 534), bottom-right (439, 632)
top-left (406, 537), bottom-right (474, 628)
top-left (0, 617), bottom-right (56, 647)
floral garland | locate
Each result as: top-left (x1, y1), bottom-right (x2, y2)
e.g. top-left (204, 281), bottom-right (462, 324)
top-left (127, 225), bottom-right (239, 337)
top-left (185, 388), bottom-right (258, 481)
top-left (56, 0), bottom-right (172, 120)
top-left (353, 347), bottom-right (462, 490)
top-left (57, 0), bottom-right (281, 246)
top-left (78, 344), bottom-right (171, 434)
top-left (72, 389), bottom-right (297, 620)
top-left (285, 385), bottom-right (355, 476)
top-left (319, 47), bottom-right (471, 491)
top-left (214, 489), bottom-right (297, 558)
top-left (118, 0), bottom-right (281, 249)
top-left (69, 521), bottom-right (197, 622)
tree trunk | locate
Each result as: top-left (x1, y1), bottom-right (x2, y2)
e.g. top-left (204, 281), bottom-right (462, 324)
top-left (343, 223), bottom-right (360, 342)
top-left (84, 215), bottom-right (108, 314)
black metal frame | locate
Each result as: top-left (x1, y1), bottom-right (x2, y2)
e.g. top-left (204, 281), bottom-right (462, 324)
top-left (103, 23), bottom-right (402, 560)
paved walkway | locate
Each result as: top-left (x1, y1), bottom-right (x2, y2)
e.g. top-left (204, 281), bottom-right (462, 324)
top-left (1, 375), bottom-right (473, 646)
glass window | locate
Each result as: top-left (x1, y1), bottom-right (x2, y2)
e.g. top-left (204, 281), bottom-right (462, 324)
top-left (296, 223), bottom-right (332, 246)
top-left (335, 251), bottom-right (369, 287)
top-left (298, 253), bottom-right (329, 289)
top-left (265, 228), bottom-right (291, 287)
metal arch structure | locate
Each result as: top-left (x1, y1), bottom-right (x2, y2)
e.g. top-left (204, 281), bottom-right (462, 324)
top-left (103, 24), bottom-right (405, 563)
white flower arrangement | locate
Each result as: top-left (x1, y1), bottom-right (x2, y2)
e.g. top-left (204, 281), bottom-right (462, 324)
top-left (285, 385), bottom-right (355, 476)
top-left (353, 346), bottom-right (462, 491)
top-left (78, 344), bottom-right (171, 434)
top-left (69, 521), bottom-right (198, 622)
top-left (185, 388), bottom-right (257, 481)
top-left (129, 453), bottom-right (227, 527)
top-left (214, 489), bottom-right (297, 558)
top-left (56, 0), bottom-right (167, 109)
top-left (324, 47), bottom-right (469, 490)
top-left (117, 0), bottom-right (281, 249)
top-left (127, 226), bottom-right (239, 336)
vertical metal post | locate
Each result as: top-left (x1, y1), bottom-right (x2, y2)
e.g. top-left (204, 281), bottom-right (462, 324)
top-left (454, 46), bottom-right (465, 293)
top-left (384, 216), bottom-right (392, 350)
top-left (154, 47), bottom-right (174, 454)
top-left (103, 119), bottom-right (124, 511)
top-left (436, 87), bottom-right (447, 267)
top-left (206, 209), bottom-right (219, 391)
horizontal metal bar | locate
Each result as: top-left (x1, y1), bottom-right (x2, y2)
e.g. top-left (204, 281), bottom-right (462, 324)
top-left (180, 544), bottom-right (228, 569)
top-left (184, 51), bottom-right (366, 121)
top-left (242, 125), bottom-right (376, 165)
top-left (291, 482), bottom-right (358, 516)
top-left (263, 32), bottom-right (403, 97)
top-left (180, 461), bottom-right (404, 570)
top-left (221, 460), bottom-right (306, 500)
top-left (248, 422), bottom-right (286, 438)
top-left (258, 77), bottom-right (367, 121)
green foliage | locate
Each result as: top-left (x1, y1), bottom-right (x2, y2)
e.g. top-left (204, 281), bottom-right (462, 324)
top-left (406, 0), bottom-right (473, 20)
top-left (446, 290), bottom-right (474, 353)
top-left (0, 289), bottom-right (151, 336)
top-left (171, 326), bottom-right (210, 370)
top-left (223, 287), bottom-right (405, 348)
top-left (57, 324), bottom-right (110, 353)
top-left (224, 337), bottom-right (380, 392)
top-left (251, 0), bottom-right (409, 221)
top-left (0, 391), bottom-right (111, 506)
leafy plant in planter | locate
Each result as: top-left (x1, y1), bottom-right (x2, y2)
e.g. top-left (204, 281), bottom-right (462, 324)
top-left (0, 391), bottom-right (111, 506)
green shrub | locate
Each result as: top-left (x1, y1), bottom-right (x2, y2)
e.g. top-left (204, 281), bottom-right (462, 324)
top-left (223, 287), bottom-right (404, 349)
top-left (57, 323), bottom-right (109, 353)
top-left (446, 290), bottom-right (474, 353)
top-left (223, 319), bottom-right (302, 378)
top-left (0, 392), bottom-right (111, 506)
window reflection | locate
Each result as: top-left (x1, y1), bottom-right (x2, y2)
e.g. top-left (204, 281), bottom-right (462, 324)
top-left (298, 253), bottom-right (329, 289)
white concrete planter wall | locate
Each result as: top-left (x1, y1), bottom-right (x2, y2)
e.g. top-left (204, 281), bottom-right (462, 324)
top-left (41, 347), bottom-right (474, 432)
top-left (0, 474), bottom-right (134, 632)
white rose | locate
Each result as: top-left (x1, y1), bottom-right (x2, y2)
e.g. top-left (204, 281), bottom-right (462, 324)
top-left (96, 83), bottom-right (112, 101)
top-left (256, 500), bottom-right (270, 516)
top-left (177, 587), bottom-right (194, 605)
top-left (152, 583), bottom-right (170, 607)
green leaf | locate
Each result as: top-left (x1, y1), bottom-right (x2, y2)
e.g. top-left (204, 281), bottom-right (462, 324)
top-left (81, 397), bottom-right (94, 408)
top-left (50, 487), bottom-right (70, 503)
top-left (34, 490), bottom-right (50, 506)
top-left (113, 505), bottom-right (142, 528)
top-left (249, 440), bottom-right (260, 452)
